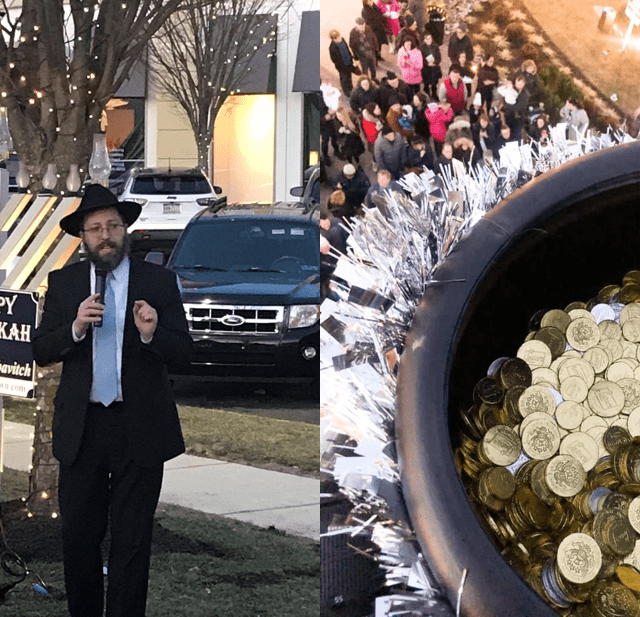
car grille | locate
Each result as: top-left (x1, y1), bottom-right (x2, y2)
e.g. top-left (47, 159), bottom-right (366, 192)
top-left (184, 304), bottom-right (284, 334)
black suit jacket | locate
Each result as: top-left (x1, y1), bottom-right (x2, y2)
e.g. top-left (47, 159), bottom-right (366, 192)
top-left (32, 257), bottom-right (193, 467)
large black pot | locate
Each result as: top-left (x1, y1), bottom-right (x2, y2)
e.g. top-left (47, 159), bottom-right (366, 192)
top-left (397, 141), bottom-right (640, 617)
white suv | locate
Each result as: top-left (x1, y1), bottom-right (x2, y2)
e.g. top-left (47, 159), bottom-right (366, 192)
top-left (118, 167), bottom-right (226, 260)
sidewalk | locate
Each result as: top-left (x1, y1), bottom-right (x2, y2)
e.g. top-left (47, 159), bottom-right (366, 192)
top-left (1, 421), bottom-right (319, 540)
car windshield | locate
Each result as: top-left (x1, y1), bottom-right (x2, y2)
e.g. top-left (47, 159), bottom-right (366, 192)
top-left (131, 174), bottom-right (212, 195)
top-left (172, 219), bottom-right (320, 275)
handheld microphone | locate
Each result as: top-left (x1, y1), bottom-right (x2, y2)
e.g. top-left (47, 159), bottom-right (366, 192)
top-left (94, 269), bottom-right (107, 328)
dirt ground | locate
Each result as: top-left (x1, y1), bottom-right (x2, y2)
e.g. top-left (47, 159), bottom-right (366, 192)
top-left (521, 0), bottom-right (640, 116)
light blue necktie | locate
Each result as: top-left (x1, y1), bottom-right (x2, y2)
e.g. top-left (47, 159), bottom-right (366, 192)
top-left (94, 274), bottom-right (118, 406)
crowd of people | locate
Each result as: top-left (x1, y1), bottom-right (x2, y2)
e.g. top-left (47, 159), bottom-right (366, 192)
top-left (320, 1), bottom-right (594, 295)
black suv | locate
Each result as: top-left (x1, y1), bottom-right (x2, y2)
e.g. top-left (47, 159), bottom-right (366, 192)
top-left (163, 204), bottom-right (320, 384)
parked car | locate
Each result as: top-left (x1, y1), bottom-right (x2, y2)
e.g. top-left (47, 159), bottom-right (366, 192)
top-left (289, 162), bottom-right (320, 217)
top-left (118, 166), bottom-right (226, 260)
top-left (151, 203), bottom-right (320, 387)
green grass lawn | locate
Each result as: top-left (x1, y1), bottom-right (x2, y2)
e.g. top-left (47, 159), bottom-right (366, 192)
top-left (0, 469), bottom-right (319, 617)
top-left (3, 397), bottom-right (320, 478)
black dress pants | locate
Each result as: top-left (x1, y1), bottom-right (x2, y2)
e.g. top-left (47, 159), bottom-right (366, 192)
top-left (58, 403), bottom-right (164, 617)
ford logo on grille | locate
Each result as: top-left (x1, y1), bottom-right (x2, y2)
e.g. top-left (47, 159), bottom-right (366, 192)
top-left (220, 314), bottom-right (245, 326)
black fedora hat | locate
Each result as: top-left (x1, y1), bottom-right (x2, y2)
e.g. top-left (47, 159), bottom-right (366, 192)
top-left (60, 184), bottom-right (142, 237)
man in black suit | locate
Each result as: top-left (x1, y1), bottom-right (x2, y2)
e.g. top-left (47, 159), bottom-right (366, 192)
top-left (32, 184), bottom-right (192, 617)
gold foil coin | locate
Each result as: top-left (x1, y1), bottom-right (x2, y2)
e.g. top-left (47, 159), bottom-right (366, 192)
top-left (590, 580), bottom-right (639, 617)
top-left (558, 357), bottom-right (595, 388)
top-left (584, 346), bottom-right (613, 375)
top-left (544, 454), bottom-right (586, 497)
top-left (616, 564), bottom-right (640, 594)
top-left (627, 496), bottom-right (640, 534)
top-left (517, 340), bottom-right (552, 370)
top-left (521, 417), bottom-right (560, 460)
top-left (568, 308), bottom-right (595, 322)
top-left (606, 361), bottom-right (636, 383)
top-left (559, 432), bottom-right (599, 471)
top-left (555, 401), bottom-right (586, 431)
top-left (621, 303), bottom-right (640, 325)
top-left (587, 380), bottom-right (626, 418)
top-left (481, 425), bottom-right (521, 466)
top-left (498, 357), bottom-right (533, 389)
top-left (557, 533), bottom-right (602, 584)
top-left (559, 375), bottom-right (589, 403)
top-left (618, 378), bottom-right (640, 415)
top-left (566, 317), bottom-right (601, 351)
top-left (623, 318), bottom-right (640, 343)
top-left (602, 338), bottom-right (624, 361)
top-left (599, 319), bottom-right (623, 340)
top-left (518, 385), bottom-right (557, 417)
top-left (603, 425), bottom-right (632, 454)
top-left (531, 367), bottom-right (560, 389)
top-left (627, 407), bottom-right (640, 437)
top-left (540, 309), bottom-right (572, 333)
top-left (533, 327), bottom-right (567, 359)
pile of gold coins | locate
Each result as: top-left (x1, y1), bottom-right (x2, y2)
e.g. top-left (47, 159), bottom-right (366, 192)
top-left (455, 271), bottom-right (640, 616)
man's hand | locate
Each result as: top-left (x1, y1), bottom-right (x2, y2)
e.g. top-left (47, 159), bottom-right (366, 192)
top-left (133, 300), bottom-right (158, 340)
top-left (73, 293), bottom-right (104, 338)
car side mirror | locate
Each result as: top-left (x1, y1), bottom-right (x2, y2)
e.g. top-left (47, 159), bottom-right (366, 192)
top-left (211, 196), bottom-right (226, 213)
top-left (290, 186), bottom-right (304, 197)
top-left (214, 185), bottom-right (223, 195)
top-left (145, 252), bottom-right (165, 266)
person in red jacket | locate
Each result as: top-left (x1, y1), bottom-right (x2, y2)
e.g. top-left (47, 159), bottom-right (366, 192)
top-left (424, 100), bottom-right (453, 156)
top-left (362, 102), bottom-right (384, 152)
top-left (438, 64), bottom-right (467, 113)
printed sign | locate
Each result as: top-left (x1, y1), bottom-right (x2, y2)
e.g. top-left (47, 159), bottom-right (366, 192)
top-left (0, 289), bottom-right (39, 398)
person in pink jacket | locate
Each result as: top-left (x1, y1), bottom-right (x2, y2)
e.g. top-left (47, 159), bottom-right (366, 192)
top-left (377, 0), bottom-right (401, 39)
top-left (424, 101), bottom-right (453, 156)
top-left (397, 39), bottom-right (423, 94)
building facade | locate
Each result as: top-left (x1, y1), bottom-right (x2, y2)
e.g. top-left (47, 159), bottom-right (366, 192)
top-left (105, 1), bottom-right (319, 204)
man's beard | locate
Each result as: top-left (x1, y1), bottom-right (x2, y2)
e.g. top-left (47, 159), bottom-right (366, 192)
top-left (84, 234), bottom-right (131, 271)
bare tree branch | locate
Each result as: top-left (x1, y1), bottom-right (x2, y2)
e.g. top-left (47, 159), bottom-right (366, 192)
top-left (0, 0), bottom-right (187, 191)
top-left (147, 0), bottom-right (292, 177)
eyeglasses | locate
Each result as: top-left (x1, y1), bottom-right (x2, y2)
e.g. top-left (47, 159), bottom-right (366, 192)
top-left (81, 222), bottom-right (126, 236)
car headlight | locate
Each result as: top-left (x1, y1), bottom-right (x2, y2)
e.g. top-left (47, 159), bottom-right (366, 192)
top-left (289, 305), bottom-right (319, 328)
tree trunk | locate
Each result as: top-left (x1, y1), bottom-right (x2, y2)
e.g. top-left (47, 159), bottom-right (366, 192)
top-left (196, 135), bottom-right (211, 178)
top-left (29, 362), bottom-right (60, 517)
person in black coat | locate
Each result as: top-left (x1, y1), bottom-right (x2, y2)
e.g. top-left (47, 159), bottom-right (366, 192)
top-left (333, 163), bottom-right (371, 212)
top-left (447, 23), bottom-right (473, 64)
top-left (405, 136), bottom-right (435, 172)
top-left (492, 123), bottom-right (519, 159)
top-left (411, 92), bottom-right (431, 142)
top-left (32, 185), bottom-right (192, 617)
top-left (435, 141), bottom-right (455, 176)
top-left (320, 97), bottom-right (339, 166)
top-left (503, 73), bottom-right (530, 139)
top-left (477, 54), bottom-right (499, 112)
top-left (425, 4), bottom-right (447, 45)
top-left (420, 30), bottom-right (441, 99)
top-left (362, 0), bottom-right (387, 59)
top-left (329, 30), bottom-right (355, 96)
top-left (377, 71), bottom-right (413, 116)
top-left (349, 17), bottom-right (379, 80)
top-left (472, 112), bottom-right (496, 155)
top-left (350, 76), bottom-right (380, 115)
top-left (364, 168), bottom-right (404, 208)
top-left (335, 107), bottom-right (366, 165)
top-left (394, 15), bottom-right (421, 52)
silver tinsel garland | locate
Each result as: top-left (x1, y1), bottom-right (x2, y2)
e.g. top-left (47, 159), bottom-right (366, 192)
top-left (320, 129), bottom-right (637, 617)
